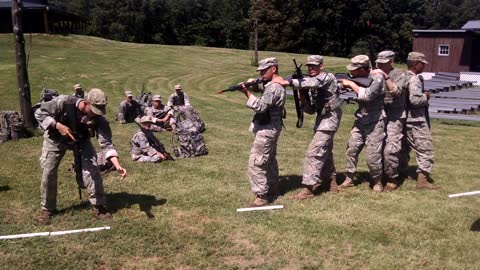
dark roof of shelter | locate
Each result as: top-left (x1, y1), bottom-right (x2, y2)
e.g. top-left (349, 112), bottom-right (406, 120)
top-left (0, 0), bottom-right (49, 9)
top-left (462, 20), bottom-right (480, 30)
top-left (413, 29), bottom-right (468, 33)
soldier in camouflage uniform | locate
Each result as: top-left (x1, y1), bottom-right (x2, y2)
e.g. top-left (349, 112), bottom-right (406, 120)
top-left (117, 90), bottom-right (142, 124)
top-left (144, 94), bottom-right (174, 130)
top-left (372, 51), bottom-right (407, 191)
top-left (404, 52), bottom-right (440, 190)
top-left (130, 116), bottom-right (168, 162)
top-left (73, 84), bottom-right (85, 99)
top-left (338, 55), bottom-right (386, 192)
top-left (240, 57), bottom-right (286, 207)
top-left (167, 84), bottom-right (191, 108)
top-left (274, 55), bottom-right (342, 199)
top-left (35, 88), bottom-right (127, 223)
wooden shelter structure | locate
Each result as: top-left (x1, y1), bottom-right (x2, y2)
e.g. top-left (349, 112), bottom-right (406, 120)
top-left (0, 0), bottom-right (85, 34)
top-left (412, 20), bottom-right (480, 73)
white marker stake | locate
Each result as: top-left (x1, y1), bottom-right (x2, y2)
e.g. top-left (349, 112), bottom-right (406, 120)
top-left (237, 205), bottom-right (284, 212)
top-left (448, 191), bottom-right (480, 198)
top-left (0, 226), bottom-right (110, 240)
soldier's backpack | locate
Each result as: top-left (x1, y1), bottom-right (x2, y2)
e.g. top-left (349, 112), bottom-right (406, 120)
top-left (40, 88), bottom-right (59, 102)
top-left (136, 91), bottom-right (152, 111)
top-left (0, 111), bottom-right (26, 143)
top-left (171, 106), bottom-right (207, 158)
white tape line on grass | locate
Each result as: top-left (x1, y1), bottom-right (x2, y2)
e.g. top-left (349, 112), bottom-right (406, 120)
top-left (0, 226), bottom-right (110, 240)
top-left (448, 190), bottom-right (480, 198)
top-left (237, 205), bottom-right (284, 212)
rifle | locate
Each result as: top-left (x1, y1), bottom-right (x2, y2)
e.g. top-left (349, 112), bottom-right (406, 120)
top-left (136, 121), bottom-right (175, 161)
top-left (217, 77), bottom-right (263, 94)
top-left (64, 102), bottom-right (86, 200)
top-left (419, 75), bottom-right (431, 129)
top-left (292, 58), bottom-right (305, 128)
top-left (335, 73), bottom-right (373, 92)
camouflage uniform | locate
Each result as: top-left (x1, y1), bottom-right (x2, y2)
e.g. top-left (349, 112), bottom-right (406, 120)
top-left (383, 68), bottom-right (407, 179)
top-left (145, 103), bottom-right (174, 129)
top-left (130, 128), bottom-right (164, 163)
top-left (167, 86), bottom-right (191, 108)
top-left (292, 72), bottom-right (342, 186)
top-left (35, 95), bottom-right (118, 211)
top-left (73, 84), bottom-right (85, 99)
top-left (247, 81), bottom-right (286, 196)
top-left (404, 70), bottom-right (434, 174)
top-left (117, 99), bottom-right (142, 124)
top-left (345, 72), bottom-right (386, 179)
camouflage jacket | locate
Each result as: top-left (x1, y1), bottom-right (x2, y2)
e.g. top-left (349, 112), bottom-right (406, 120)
top-left (384, 68), bottom-right (407, 119)
top-left (117, 100), bottom-right (142, 123)
top-left (130, 129), bottom-right (162, 157)
top-left (34, 95), bottom-right (119, 159)
top-left (167, 92), bottom-right (191, 107)
top-left (405, 70), bottom-right (429, 123)
top-left (354, 73), bottom-right (386, 125)
top-left (144, 104), bottom-right (173, 119)
top-left (292, 72), bottom-right (342, 132)
top-left (246, 80), bottom-right (286, 132)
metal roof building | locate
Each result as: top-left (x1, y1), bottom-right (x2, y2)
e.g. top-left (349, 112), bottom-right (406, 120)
top-left (412, 21), bottom-right (480, 73)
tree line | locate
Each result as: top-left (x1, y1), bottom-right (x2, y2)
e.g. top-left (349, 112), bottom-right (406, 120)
top-left (49, 0), bottom-right (480, 61)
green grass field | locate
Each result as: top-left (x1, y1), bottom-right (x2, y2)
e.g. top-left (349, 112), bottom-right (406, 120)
top-left (0, 34), bottom-right (479, 269)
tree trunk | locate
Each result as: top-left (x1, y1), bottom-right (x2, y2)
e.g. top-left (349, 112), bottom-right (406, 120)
top-left (11, 0), bottom-right (33, 128)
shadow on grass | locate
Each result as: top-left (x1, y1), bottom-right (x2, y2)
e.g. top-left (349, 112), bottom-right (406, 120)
top-left (470, 218), bottom-right (480, 232)
top-left (278, 175), bottom-right (302, 195)
top-left (107, 192), bottom-right (167, 219)
top-left (58, 192), bottom-right (166, 219)
top-left (0, 185), bottom-right (10, 192)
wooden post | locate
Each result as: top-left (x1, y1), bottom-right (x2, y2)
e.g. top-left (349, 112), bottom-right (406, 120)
top-left (43, 8), bottom-right (49, 33)
top-left (11, 0), bottom-right (33, 128)
top-left (254, 17), bottom-right (258, 66)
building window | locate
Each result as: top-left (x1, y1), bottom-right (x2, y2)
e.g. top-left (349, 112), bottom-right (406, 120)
top-left (438, 45), bottom-right (450, 56)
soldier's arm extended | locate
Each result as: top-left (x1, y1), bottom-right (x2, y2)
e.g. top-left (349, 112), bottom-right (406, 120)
top-left (408, 75), bottom-right (428, 108)
top-left (183, 93), bottom-right (191, 106)
top-left (95, 116), bottom-right (127, 178)
top-left (356, 73), bottom-right (385, 101)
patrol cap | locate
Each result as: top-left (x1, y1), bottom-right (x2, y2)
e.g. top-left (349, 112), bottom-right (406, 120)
top-left (306, 55), bottom-right (323, 66)
top-left (375, 50), bottom-right (396, 63)
top-left (256, 57), bottom-right (278, 71)
top-left (174, 84), bottom-right (182, 90)
top-left (86, 88), bottom-right (107, 116)
top-left (407, 52), bottom-right (429, 64)
top-left (347, 55), bottom-right (371, 71)
top-left (153, 95), bottom-right (162, 101)
top-left (124, 90), bottom-right (133, 97)
top-left (74, 84), bottom-right (82, 90)
top-left (139, 115), bottom-right (154, 123)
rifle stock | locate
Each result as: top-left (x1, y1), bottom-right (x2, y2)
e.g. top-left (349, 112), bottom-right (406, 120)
top-left (335, 73), bottom-right (373, 92)
top-left (217, 78), bottom-right (262, 94)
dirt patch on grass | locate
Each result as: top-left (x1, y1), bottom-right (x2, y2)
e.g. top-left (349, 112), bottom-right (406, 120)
top-left (223, 255), bottom-right (265, 268)
top-left (172, 209), bottom-right (216, 235)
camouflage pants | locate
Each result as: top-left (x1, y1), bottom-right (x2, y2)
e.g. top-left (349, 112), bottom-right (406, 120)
top-left (39, 138), bottom-right (106, 211)
top-left (248, 128), bottom-right (281, 196)
top-left (345, 119), bottom-right (385, 179)
top-left (302, 131), bottom-right (336, 186)
top-left (383, 116), bottom-right (406, 179)
top-left (131, 153), bottom-right (161, 163)
top-left (405, 121), bottom-right (434, 174)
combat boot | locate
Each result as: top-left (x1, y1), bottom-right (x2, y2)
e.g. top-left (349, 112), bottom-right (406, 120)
top-left (338, 173), bottom-right (354, 191)
top-left (384, 178), bottom-right (399, 192)
top-left (329, 176), bottom-right (339, 193)
top-left (372, 176), bottom-right (383, 192)
top-left (268, 182), bottom-right (281, 200)
top-left (37, 209), bottom-right (58, 224)
top-left (92, 205), bottom-right (113, 219)
top-left (416, 172), bottom-right (440, 190)
top-left (248, 194), bottom-right (271, 207)
top-left (289, 184), bottom-right (320, 200)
